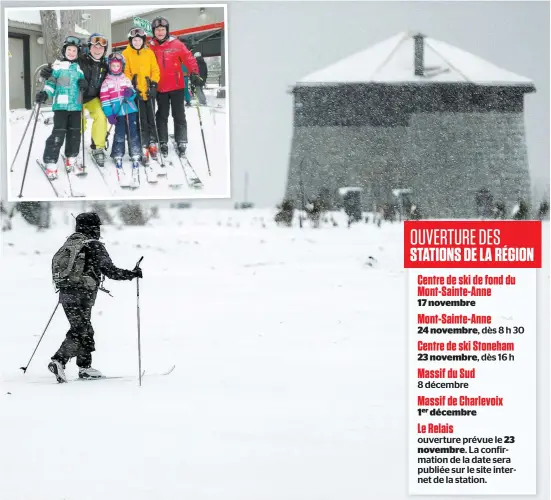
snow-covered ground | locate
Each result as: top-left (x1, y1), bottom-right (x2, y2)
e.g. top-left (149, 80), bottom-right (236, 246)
top-left (0, 207), bottom-right (548, 500)
top-left (7, 88), bottom-right (229, 201)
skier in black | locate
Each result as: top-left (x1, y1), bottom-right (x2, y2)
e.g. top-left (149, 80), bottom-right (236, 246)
top-left (48, 212), bottom-right (142, 383)
top-left (194, 52), bottom-right (208, 84)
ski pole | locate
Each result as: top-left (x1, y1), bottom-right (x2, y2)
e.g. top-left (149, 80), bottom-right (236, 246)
top-left (20, 300), bottom-right (60, 373)
top-left (133, 76), bottom-right (145, 152)
top-left (135, 256), bottom-right (144, 386)
top-left (195, 102), bottom-right (211, 176)
top-left (146, 77), bottom-right (165, 168)
top-left (81, 110), bottom-right (86, 172)
top-left (17, 100), bottom-right (44, 198)
top-left (10, 106), bottom-right (36, 172)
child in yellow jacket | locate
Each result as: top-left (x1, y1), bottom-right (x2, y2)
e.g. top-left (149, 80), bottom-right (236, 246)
top-left (122, 28), bottom-right (161, 165)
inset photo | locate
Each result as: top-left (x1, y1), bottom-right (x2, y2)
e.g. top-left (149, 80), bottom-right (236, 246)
top-left (6, 5), bottom-right (229, 200)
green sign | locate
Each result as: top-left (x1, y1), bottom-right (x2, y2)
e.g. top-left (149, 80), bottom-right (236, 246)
top-left (133, 16), bottom-right (152, 36)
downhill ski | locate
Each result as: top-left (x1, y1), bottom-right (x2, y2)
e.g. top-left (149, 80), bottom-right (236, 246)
top-left (168, 134), bottom-right (203, 189)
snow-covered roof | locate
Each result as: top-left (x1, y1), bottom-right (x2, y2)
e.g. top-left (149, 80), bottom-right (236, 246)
top-left (7, 9), bottom-right (42, 25)
top-left (74, 24), bottom-right (90, 36)
top-left (298, 31), bottom-right (533, 87)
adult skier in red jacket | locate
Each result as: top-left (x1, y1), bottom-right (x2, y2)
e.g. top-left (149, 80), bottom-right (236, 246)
top-left (149, 16), bottom-right (202, 158)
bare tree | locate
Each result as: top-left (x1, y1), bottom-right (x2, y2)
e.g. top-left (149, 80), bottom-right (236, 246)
top-left (39, 9), bottom-right (82, 62)
top-left (40, 11), bottom-right (62, 62)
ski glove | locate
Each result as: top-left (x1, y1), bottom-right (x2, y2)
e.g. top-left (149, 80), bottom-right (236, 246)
top-left (35, 91), bottom-right (48, 104)
top-left (133, 267), bottom-right (143, 279)
top-left (122, 87), bottom-right (134, 98)
top-left (78, 79), bottom-right (89, 91)
top-left (39, 64), bottom-right (53, 80)
top-left (147, 82), bottom-right (158, 100)
top-left (107, 115), bottom-right (118, 125)
top-left (190, 73), bottom-right (204, 88)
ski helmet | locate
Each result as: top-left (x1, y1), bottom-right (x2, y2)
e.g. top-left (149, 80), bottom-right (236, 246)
top-left (88, 33), bottom-right (109, 51)
top-left (62, 35), bottom-right (82, 59)
top-left (151, 16), bottom-right (170, 40)
top-left (107, 52), bottom-right (126, 74)
top-left (128, 27), bottom-right (147, 49)
top-left (194, 52), bottom-right (201, 58)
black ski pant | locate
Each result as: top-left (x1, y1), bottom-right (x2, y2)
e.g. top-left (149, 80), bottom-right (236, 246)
top-left (43, 110), bottom-right (81, 164)
top-left (138, 99), bottom-right (157, 147)
top-left (52, 288), bottom-right (97, 368)
top-left (155, 88), bottom-right (187, 145)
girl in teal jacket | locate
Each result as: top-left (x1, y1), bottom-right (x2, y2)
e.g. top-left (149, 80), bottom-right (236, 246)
top-left (35, 36), bottom-right (89, 179)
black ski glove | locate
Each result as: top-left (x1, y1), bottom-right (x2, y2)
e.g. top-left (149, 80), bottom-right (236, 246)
top-left (78, 79), bottom-right (88, 91)
top-left (133, 266), bottom-right (143, 279)
top-left (132, 74), bottom-right (138, 89)
top-left (40, 64), bottom-right (53, 80)
top-left (147, 82), bottom-right (158, 100)
top-left (190, 73), bottom-right (203, 88)
top-left (35, 91), bottom-right (48, 104)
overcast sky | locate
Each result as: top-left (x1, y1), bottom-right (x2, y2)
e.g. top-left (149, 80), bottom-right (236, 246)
top-left (223, 0), bottom-right (549, 207)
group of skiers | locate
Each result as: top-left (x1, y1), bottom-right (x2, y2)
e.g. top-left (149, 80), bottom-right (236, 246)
top-left (36, 17), bottom-right (206, 181)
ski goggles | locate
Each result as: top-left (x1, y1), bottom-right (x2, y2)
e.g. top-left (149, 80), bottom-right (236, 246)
top-left (129, 28), bottom-right (146, 38)
top-left (108, 53), bottom-right (124, 63)
top-left (151, 18), bottom-right (169, 29)
top-left (64, 36), bottom-right (82, 46)
top-left (89, 35), bottom-right (108, 47)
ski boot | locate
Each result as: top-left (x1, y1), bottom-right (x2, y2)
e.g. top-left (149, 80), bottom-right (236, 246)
top-left (65, 156), bottom-right (76, 173)
top-left (177, 141), bottom-right (187, 158)
top-left (141, 147), bottom-right (150, 166)
top-left (131, 155), bottom-right (141, 187)
top-left (160, 143), bottom-right (169, 158)
top-left (90, 147), bottom-right (105, 167)
top-left (148, 142), bottom-right (159, 160)
top-left (78, 367), bottom-right (103, 379)
top-left (44, 163), bottom-right (58, 180)
top-left (48, 360), bottom-right (67, 383)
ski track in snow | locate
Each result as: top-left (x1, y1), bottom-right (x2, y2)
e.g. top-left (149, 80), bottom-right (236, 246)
top-left (8, 89), bottom-right (228, 200)
top-left (0, 208), bottom-right (548, 500)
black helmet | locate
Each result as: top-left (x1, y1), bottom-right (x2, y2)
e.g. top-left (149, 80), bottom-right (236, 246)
top-left (151, 16), bottom-right (170, 40)
top-left (76, 212), bottom-right (101, 239)
top-left (62, 35), bottom-right (82, 59)
top-left (128, 27), bottom-right (147, 49)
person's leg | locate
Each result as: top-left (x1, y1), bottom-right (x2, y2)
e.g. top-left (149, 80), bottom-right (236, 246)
top-left (86, 98), bottom-right (108, 149)
top-left (75, 292), bottom-right (96, 369)
top-left (170, 89), bottom-right (188, 153)
top-left (155, 92), bottom-right (170, 147)
top-left (51, 292), bottom-right (90, 366)
top-left (126, 113), bottom-right (141, 159)
top-left (144, 99), bottom-right (157, 146)
top-left (111, 116), bottom-right (126, 159)
top-left (64, 111), bottom-right (81, 158)
top-left (43, 111), bottom-right (68, 164)
top-left (85, 98), bottom-right (108, 166)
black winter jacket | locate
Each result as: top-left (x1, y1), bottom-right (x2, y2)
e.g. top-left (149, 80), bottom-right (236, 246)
top-left (60, 231), bottom-right (135, 293)
top-left (78, 54), bottom-right (109, 103)
top-left (196, 57), bottom-right (208, 82)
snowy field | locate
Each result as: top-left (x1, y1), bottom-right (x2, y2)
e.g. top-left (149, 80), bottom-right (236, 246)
top-left (7, 88), bottom-right (229, 201)
top-left (0, 207), bottom-right (548, 500)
